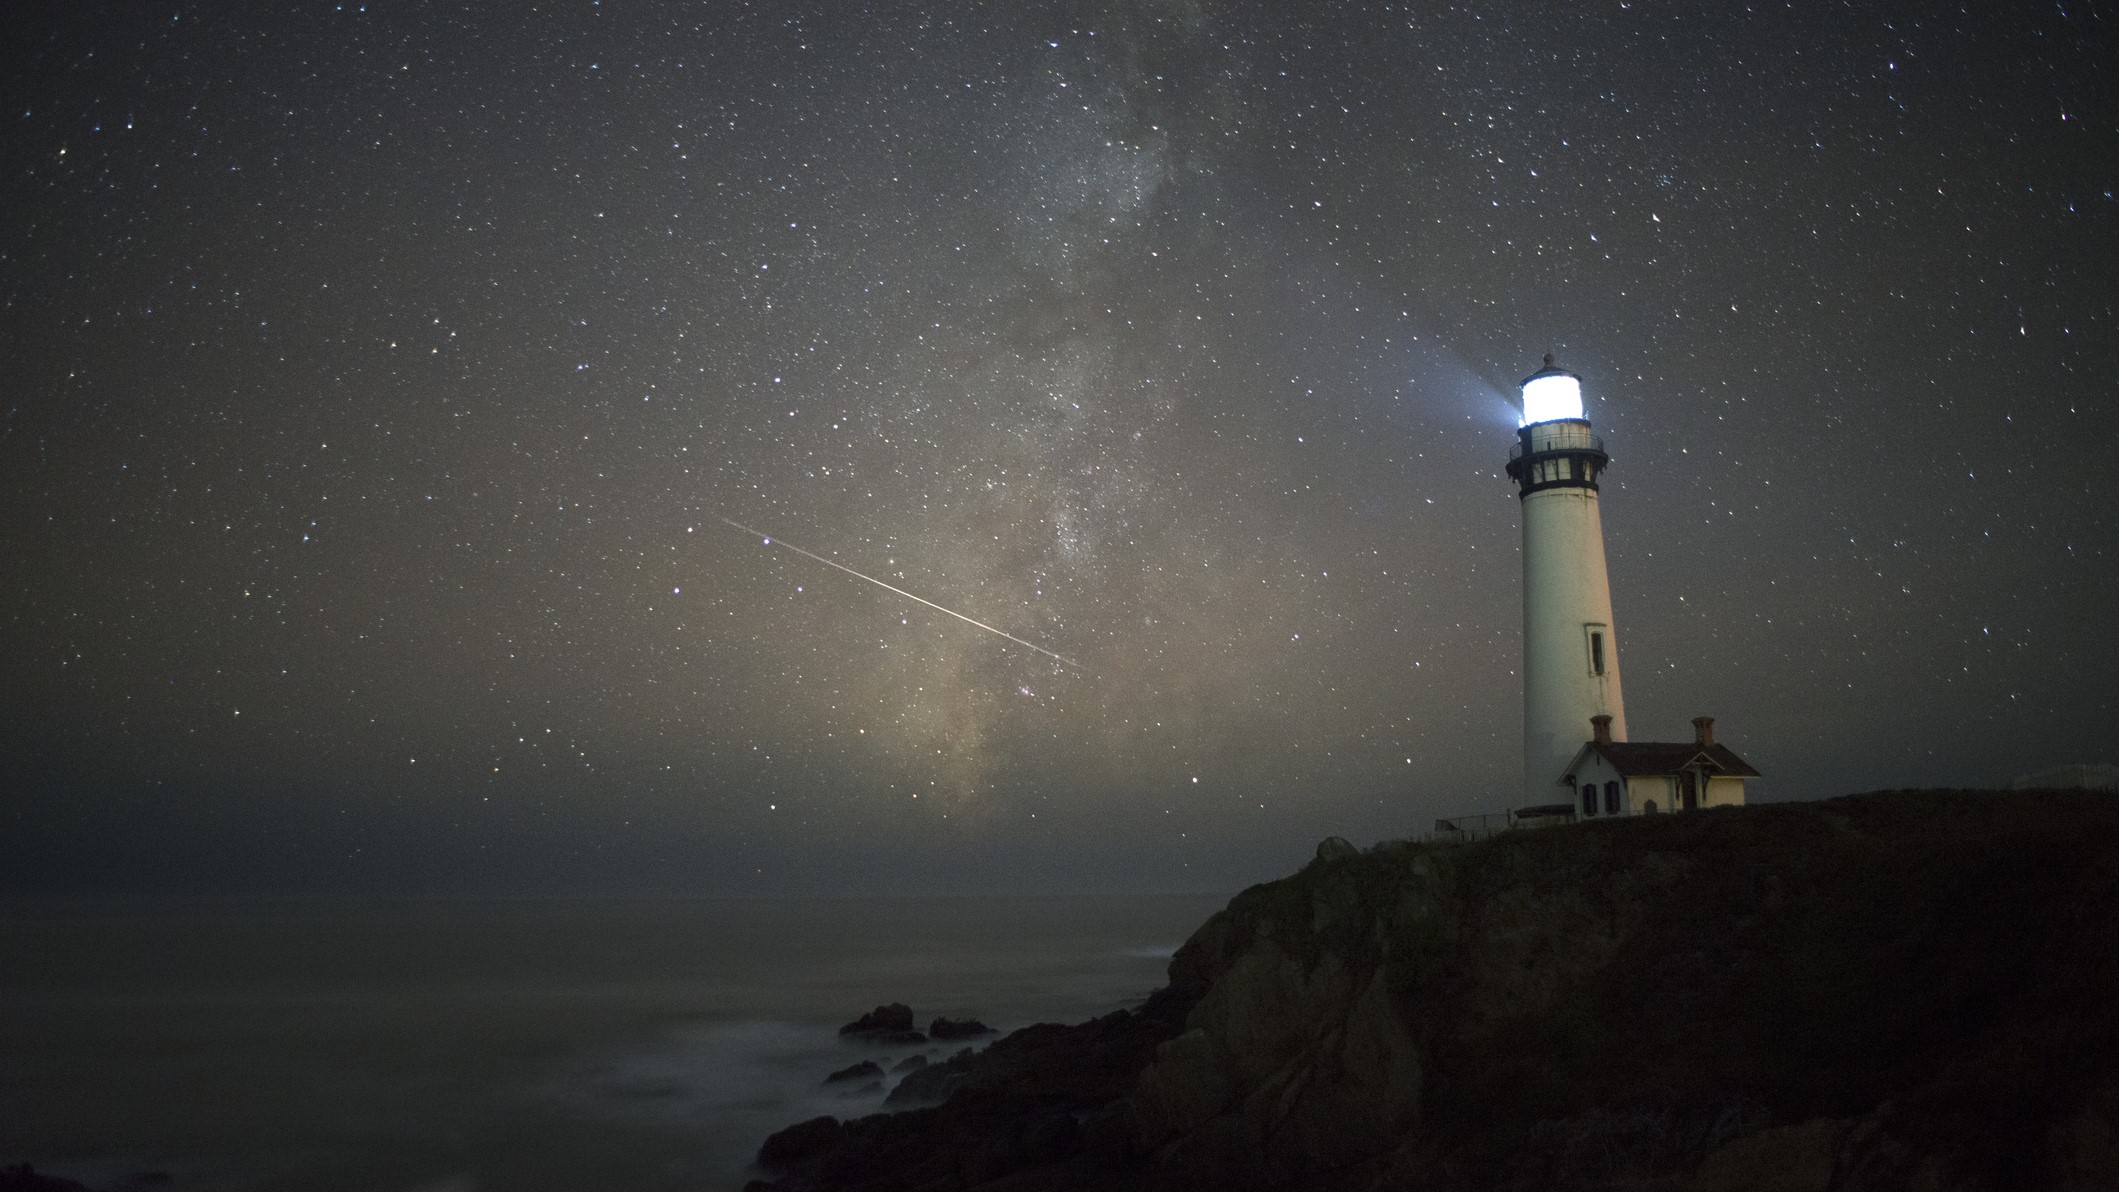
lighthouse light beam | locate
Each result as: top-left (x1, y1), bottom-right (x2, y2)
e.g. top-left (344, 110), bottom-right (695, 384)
top-left (719, 518), bottom-right (1084, 672)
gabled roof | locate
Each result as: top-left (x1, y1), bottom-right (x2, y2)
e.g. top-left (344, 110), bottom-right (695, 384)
top-left (1566, 740), bottom-right (1761, 780)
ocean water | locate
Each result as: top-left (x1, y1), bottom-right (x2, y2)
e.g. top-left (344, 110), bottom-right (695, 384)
top-left (0, 895), bottom-right (1228, 1192)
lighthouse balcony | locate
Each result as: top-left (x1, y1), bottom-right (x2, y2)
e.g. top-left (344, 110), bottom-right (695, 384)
top-left (1507, 431), bottom-right (1609, 492)
top-left (1509, 427), bottom-right (1604, 460)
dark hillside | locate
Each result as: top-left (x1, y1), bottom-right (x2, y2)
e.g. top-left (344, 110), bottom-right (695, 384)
top-left (752, 790), bottom-right (2119, 1192)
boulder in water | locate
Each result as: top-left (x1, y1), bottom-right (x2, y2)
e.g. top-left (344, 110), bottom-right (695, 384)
top-left (822, 1060), bottom-right (883, 1086)
top-left (837, 1003), bottom-right (912, 1036)
top-left (929, 1016), bottom-right (995, 1040)
top-left (837, 1002), bottom-right (926, 1044)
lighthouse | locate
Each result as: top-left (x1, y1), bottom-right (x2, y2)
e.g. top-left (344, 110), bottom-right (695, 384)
top-left (1505, 355), bottom-right (1628, 805)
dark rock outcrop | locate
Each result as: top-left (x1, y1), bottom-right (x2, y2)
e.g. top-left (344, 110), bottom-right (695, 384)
top-left (884, 1046), bottom-right (976, 1107)
top-left (757, 1116), bottom-right (846, 1169)
top-left (891, 1054), bottom-right (930, 1075)
top-left (840, 1003), bottom-right (915, 1036)
top-left (839, 1002), bottom-right (927, 1045)
top-left (930, 1016), bottom-right (996, 1040)
top-left (824, 1060), bottom-right (885, 1086)
top-left (756, 790), bottom-right (2119, 1192)
top-left (761, 1006), bottom-right (1183, 1188)
top-left (1313, 835), bottom-right (1358, 861)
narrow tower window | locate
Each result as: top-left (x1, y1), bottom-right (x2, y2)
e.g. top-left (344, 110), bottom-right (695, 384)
top-left (1588, 629), bottom-right (1606, 676)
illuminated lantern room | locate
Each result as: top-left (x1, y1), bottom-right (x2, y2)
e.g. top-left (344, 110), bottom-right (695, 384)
top-left (1506, 355), bottom-right (1607, 496)
top-left (1518, 354), bottom-right (1585, 426)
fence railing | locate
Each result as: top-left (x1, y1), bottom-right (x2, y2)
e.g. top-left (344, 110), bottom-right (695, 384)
top-left (1507, 434), bottom-right (1604, 463)
top-left (1419, 806), bottom-right (1581, 845)
top-left (1423, 811), bottom-right (1511, 844)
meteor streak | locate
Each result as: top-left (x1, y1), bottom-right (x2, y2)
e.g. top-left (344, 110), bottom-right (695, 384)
top-left (719, 517), bottom-right (1084, 671)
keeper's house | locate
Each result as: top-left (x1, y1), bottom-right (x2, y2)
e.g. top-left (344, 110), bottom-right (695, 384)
top-left (1559, 714), bottom-right (1759, 819)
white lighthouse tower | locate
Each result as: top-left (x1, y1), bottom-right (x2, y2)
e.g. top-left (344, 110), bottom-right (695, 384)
top-left (1505, 355), bottom-right (1628, 805)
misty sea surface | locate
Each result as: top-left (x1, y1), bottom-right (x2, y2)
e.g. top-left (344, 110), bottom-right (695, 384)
top-left (0, 894), bottom-right (1229, 1192)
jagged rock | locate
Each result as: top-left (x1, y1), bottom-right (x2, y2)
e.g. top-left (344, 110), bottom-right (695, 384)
top-left (890, 1053), bottom-right (929, 1074)
top-left (836, 1002), bottom-right (914, 1036)
top-left (1313, 835), bottom-right (1357, 861)
top-left (929, 1015), bottom-right (995, 1040)
top-left (822, 1059), bottom-right (883, 1086)
top-left (883, 1050), bottom-right (969, 1106)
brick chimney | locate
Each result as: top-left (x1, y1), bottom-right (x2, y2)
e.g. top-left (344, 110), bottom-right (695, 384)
top-left (1591, 714), bottom-right (1613, 745)
top-left (1693, 716), bottom-right (1716, 747)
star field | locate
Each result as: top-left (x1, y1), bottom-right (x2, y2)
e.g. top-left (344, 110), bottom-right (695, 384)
top-left (5, 2), bottom-right (2114, 895)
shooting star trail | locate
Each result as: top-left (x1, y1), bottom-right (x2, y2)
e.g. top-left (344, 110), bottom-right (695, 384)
top-left (719, 517), bottom-right (1084, 672)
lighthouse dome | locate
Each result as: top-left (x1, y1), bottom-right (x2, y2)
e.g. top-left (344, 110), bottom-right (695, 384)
top-left (1519, 353), bottom-right (1584, 425)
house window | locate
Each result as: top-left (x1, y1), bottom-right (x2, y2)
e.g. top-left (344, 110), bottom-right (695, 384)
top-left (1681, 771), bottom-right (1699, 811)
top-left (1581, 783), bottom-right (1597, 817)
top-left (1604, 781), bottom-right (1620, 815)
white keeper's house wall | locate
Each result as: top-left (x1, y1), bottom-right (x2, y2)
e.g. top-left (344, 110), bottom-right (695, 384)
top-left (1557, 716), bottom-right (1760, 818)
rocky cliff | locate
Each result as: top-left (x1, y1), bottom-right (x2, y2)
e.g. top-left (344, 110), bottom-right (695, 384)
top-left (752, 790), bottom-right (2119, 1191)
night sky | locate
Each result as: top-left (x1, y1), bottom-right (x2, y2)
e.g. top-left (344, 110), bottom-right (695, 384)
top-left (6, 2), bottom-right (2114, 897)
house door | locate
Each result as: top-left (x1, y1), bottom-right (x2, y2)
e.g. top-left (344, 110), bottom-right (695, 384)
top-left (1681, 771), bottom-right (1698, 810)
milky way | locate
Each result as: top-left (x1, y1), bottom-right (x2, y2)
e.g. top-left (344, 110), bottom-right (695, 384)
top-left (5, 2), bottom-right (2113, 894)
